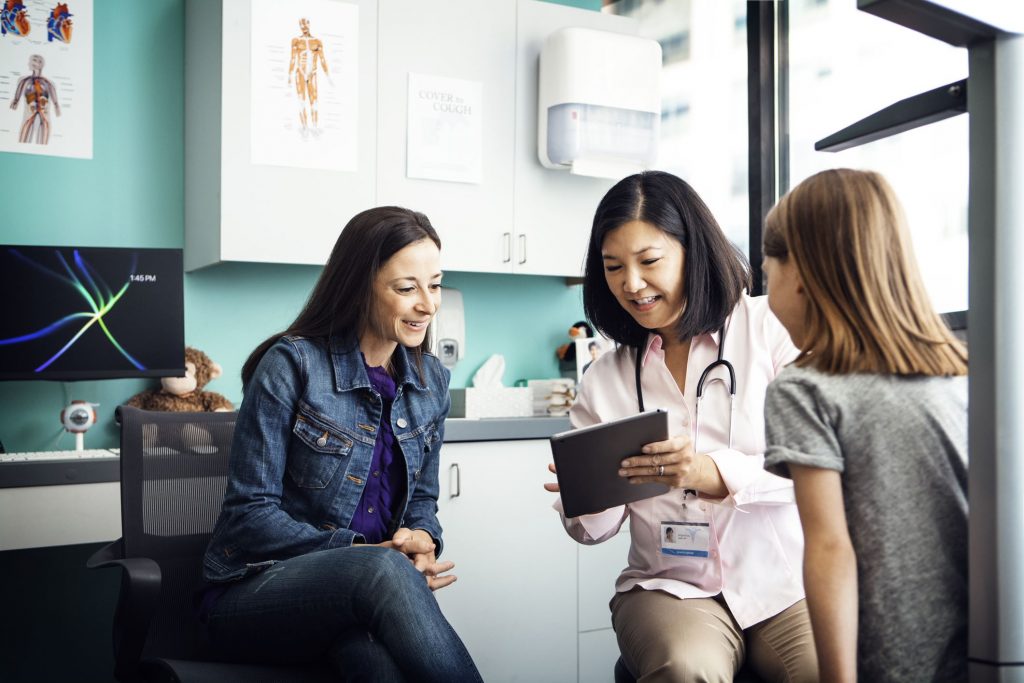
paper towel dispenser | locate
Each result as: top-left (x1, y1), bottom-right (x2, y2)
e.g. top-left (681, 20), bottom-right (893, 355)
top-left (429, 287), bottom-right (465, 369)
top-left (538, 27), bottom-right (662, 179)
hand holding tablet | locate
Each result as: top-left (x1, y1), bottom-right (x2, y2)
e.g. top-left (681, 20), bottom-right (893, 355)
top-left (549, 409), bottom-right (672, 518)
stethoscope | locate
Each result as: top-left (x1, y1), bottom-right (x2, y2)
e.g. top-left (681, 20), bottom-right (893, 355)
top-left (634, 324), bottom-right (737, 450)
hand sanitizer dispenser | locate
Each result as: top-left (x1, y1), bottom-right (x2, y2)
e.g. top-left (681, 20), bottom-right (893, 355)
top-left (538, 27), bottom-right (662, 179)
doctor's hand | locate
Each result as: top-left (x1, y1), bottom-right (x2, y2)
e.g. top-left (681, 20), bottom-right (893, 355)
top-left (618, 436), bottom-right (727, 497)
top-left (391, 528), bottom-right (457, 591)
top-left (543, 462), bottom-right (560, 493)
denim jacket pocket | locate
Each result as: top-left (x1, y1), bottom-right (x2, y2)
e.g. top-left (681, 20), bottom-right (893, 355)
top-left (289, 412), bottom-right (354, 489)
top-left (400, 422), bottom-right (439, 480)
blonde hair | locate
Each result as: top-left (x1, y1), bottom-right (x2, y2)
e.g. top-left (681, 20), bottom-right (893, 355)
top-left (763, 168), bottom-right (967, 376)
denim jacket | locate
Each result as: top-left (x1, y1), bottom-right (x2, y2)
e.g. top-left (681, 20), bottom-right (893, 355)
top-left (203, 334), bottom-right (450, 583)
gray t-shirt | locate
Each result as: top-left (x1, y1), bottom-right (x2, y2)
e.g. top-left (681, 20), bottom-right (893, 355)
top-left (764, 365), bottom-right (967, 683)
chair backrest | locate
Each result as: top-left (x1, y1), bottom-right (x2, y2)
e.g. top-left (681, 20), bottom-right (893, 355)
top-left (117, 406), bottom-right (237, 662)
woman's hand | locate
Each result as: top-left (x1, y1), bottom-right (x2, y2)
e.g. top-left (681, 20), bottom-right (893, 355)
top-left (618, 435), bottom-right (727, 497)
top-left (543, 462), bottom-right (560, 492)
top-left (390, 527), bottom-right (457, 591)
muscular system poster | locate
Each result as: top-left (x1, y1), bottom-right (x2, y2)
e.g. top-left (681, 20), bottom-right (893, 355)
top-left (250, 0), bottom-right (359, 172)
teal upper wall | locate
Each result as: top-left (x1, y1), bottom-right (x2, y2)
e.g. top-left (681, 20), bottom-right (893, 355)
top-left (0, 0), bottom-right (585, 452)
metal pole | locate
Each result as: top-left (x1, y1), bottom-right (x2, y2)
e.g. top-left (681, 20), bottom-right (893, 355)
top-left (967, 30), bottom-right (1024, 683)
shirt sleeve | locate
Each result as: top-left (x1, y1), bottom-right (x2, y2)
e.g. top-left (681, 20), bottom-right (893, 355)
top-left (705, 448), bottom-right (796, 508)
top-left (703, 306), bottom-right (801, 509)
top-left (763, 372), bottom-right (845, 478)
top-left (550, 368), bottom-right (630, 544)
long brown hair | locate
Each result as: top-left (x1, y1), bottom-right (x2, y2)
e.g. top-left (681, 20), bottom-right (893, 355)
top-left (241, 207), bottom-right (441, 386)
top-left (763, 168), bottom-right (966, 376)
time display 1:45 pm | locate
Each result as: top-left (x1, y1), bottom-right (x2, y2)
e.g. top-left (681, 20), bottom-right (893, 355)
top-left (129, 274), bottom-right (158, 283)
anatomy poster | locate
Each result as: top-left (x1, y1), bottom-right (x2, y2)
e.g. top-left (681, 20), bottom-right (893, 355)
top-left (407, 73), bottom-right (482, 184)
top-left (250, 0), bottom-right (358, 172)
top-left (0, 0), bottom-right (93, 158)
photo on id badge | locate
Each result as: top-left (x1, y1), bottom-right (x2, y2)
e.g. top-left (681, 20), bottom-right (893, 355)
top-left (575, 336), bottom-right (615, 383)
top-left (661, 520), bottom-right (710, 557)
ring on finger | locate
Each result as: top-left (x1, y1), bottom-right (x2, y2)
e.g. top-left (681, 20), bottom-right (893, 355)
top-left (658, 465), bottom-right (665, 476)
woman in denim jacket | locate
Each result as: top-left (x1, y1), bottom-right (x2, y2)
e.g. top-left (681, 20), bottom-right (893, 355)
top-left (201, 207), bottom-right (481, 682)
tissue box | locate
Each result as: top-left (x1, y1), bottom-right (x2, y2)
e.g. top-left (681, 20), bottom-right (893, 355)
top-left (449, 387), bottom-right (533, 418)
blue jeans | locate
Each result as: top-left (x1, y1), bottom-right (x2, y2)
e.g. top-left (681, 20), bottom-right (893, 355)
top-left (204, 546), bottom-right (482, 682)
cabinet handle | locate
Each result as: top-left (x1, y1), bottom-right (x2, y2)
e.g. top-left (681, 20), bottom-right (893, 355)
top-left (518, 234), bottom-right (527, 265)
top-left (502, 233), bottom-right (511, 263)
top-left (449, 463), bottom-right (461, 499)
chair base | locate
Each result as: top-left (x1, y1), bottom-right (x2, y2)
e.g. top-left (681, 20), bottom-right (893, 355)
top-left (142, 657), bottom-right (336, 683)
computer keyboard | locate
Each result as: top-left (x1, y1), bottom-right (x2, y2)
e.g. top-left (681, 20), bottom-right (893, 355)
top-left (0, 448), bottom-right (120, 463)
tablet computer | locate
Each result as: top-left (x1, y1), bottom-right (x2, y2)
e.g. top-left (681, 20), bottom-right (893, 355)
top-left (550, 409), bottom-right (671, 518)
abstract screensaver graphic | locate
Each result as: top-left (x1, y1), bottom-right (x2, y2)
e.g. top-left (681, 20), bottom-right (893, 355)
top-left (0, 248), bottom-right (146, 373)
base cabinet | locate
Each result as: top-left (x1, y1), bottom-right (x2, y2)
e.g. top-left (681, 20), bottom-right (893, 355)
top-left (579, 529), bottom-right (632, 683)
top-left (435, 438), bottom-right (634, 682)
top-left (436, 440), bottom-right (577, 682)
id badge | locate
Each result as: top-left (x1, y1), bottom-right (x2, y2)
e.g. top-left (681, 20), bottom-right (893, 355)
top-left (661, 520), bottom-right (710, 557)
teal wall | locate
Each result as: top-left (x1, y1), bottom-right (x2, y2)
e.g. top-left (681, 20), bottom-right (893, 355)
top-left (0, 0), bottom-right (585, 453)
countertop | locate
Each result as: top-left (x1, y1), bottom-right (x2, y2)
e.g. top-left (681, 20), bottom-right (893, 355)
top-left (0, 416), bottom-right (573, 489)
top-left (444, 416), bottom-right (571, 442)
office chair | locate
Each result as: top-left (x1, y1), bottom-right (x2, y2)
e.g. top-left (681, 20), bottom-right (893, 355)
top-left (87, 406), bottom-right (334, 683)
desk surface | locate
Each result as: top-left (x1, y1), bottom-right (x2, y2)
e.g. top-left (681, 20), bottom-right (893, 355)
top-left (0, 416), bottom-right (570, 489)
top-left (0, 417), bottom-right (571, 552)
top-left (0, 481), bottom-right (121, 552)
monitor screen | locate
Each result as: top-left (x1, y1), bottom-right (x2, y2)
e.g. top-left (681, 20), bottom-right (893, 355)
top-left (0, 245), bottom-right (185, 381)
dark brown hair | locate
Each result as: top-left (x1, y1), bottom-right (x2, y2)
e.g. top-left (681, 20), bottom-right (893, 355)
top-left (241, 206), bottom-right (441, 385)
top-left (582, 171), bottom-right (751, 348)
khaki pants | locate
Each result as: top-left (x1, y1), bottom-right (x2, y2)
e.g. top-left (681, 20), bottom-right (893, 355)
top-left (610, 588), bottom-right (818, 683)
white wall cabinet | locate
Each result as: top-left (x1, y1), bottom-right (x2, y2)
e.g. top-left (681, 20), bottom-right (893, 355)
top-left (185, 0), bottom-right (641, 277)
top-left (511, 0), bottom-right (636, 278)
top-left (376, 0), bottom-right (517, 275)
top-left (435, 438), bottom-right (630, 683)
top-left (185, 0), bottom-right (380, 270)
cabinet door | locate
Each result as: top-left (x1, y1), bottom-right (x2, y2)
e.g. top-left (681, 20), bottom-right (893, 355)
top-left (435, 440), bottom-right (577, 683)
top-left (510, 0), bottom-right (639, 278)
top-left (578, 529), bottom-right (631, 683)
top-left (376, 0), bottom-right (516, 275)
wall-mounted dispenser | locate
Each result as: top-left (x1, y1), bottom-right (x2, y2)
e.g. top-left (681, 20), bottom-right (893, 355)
top-left (428, 287), bottom-right (465, 369)
top-left (538, 27), bottom-right (662, 180)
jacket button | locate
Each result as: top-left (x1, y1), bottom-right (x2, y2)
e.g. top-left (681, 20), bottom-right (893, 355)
top-left (396, 418), bottom-right (408, 429)
top-left (316, 436), bottom-right (328, 447)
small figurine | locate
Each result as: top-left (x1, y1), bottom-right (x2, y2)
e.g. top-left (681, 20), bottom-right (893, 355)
top-left (125, 347), bottom-right (233, 412)
top-left (556, 320), bottom-right (594, 364)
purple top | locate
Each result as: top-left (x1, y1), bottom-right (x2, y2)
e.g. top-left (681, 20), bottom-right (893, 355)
top-left (349, 362), bottom-right (406, 544)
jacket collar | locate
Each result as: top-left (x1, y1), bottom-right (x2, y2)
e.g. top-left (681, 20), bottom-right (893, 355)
top-left (329, 334), bottom-right (427, 393)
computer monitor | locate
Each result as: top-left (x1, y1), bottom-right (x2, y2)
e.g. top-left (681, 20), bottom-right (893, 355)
top-left (0, 245), bottom-right (185, 381)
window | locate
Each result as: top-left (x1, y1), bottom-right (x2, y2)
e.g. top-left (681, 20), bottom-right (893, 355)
top-left (787, 0), bottom-right (969, 314)
top-left (606, 0), bottom-right (750, 254)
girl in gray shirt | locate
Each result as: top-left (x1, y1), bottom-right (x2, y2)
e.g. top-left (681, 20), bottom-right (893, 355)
top-left (759, 169), bottom-right (968, 683)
